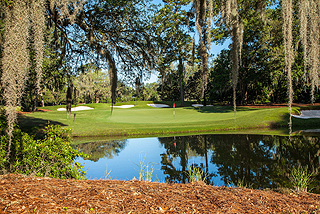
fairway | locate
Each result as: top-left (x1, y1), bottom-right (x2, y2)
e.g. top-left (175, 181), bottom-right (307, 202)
top-left (18, 101), bottom-right (319, 137)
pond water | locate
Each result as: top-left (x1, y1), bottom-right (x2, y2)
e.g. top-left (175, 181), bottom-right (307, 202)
top-left (74, 133), bottom-right (320, 193)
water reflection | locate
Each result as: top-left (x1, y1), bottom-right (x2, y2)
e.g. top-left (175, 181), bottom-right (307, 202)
top-left (158, 136), bottom-right (215, 184)
top-left (74, 140), bottom-right (127, 162)
top-left (75, 134), bottom-right (320, 193)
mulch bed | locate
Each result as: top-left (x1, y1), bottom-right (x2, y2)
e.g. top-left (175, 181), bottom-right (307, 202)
top-left (17, 109), bottom-right (52, 115)
top-left (0, 174), bottom-right (319, 213)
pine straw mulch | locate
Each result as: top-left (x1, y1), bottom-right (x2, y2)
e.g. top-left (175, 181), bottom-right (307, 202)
top-left (17, 109), bottom-right (52, 115)
top-left (0, 174), bottom-right (319, 213)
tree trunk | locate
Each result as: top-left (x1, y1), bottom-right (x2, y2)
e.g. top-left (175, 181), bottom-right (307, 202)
top-left (105, 50), bottom-right (117, 105)
top-left (33, 93), bottom-right (38, 112)
top-left (40, 92), bottom-right (44, 107)
top-left (66, 85), bottom-right (72, 123)
top-left (179, 57), bottom-right (185, 106)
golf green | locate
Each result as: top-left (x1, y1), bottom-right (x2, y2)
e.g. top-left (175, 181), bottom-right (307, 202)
top-left (18, 101), bottom-right (320, 137)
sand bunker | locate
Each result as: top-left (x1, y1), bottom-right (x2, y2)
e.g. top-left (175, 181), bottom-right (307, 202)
top-left (147, 104), bottom-right (170, 108)
top-left (113, 105), bottom-right (135, 108)
top-left (301, 129), bottom-right (320, 132)
top-left (57, 106), bottom-right (94, 111)
top-left (292, 110), bottom-right (320, 119)
top-left (192, 104), bottom-right (213, 107)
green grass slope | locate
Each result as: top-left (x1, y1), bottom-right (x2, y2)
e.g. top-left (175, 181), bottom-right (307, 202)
top-left (18, 101), bottom-right (320, 137)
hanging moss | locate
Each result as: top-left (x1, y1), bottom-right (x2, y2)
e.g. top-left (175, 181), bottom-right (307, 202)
top-left (220, 0), bottom-right (243, 117)
top-left (1, 0), bottom-right (29, 161)
top-left (298, 0), bottom-right (320, 104)
top-left (282, 0), bottom-right (294, 132)
top-left (1, 0), bottom-right (83, 165)
top-left (31, 0), bottom-right (45, 111)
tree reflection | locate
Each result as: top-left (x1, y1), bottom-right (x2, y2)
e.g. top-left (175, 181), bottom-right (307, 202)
top-left (74, 134), bottom-right (320, 193)
top-left (273, 135), bottom-right (320, 193)
top-left (159, 136), bottom-right (188, 183)
top-left (73, 140), bottom-right (127, 162)
top-left (210, 134), bottom-right (320, 193)
top-left (158, 135), bottom-right (215, 184)
top-left (211, 134), bottom-right (277, 189)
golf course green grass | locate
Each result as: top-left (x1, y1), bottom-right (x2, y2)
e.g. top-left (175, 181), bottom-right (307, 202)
top-left (18, 101), bottom-right (320, 138)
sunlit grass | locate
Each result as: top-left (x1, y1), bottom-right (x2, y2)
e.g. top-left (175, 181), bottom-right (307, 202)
top-left (18, 101), bottom-right (320, 138)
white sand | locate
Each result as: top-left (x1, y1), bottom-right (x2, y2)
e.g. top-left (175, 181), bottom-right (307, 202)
top-left (57, 106), bottom-right (94, 111)
top-left (301, 129), bottom-right (320, 132)
top-left (113, 105), bottom-right (135, 108)
top-left (192, 104), bottom-right (213, 107)
top-left (292, 110), bottom-right (320, 119)
top-left (147, 103), bottom-right (170, 108)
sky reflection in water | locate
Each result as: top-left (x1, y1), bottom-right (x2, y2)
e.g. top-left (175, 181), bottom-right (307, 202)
top-left (75, 133), bottom-right (320, 193)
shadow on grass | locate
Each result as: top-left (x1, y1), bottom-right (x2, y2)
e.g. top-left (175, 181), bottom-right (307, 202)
top-left (185, 105), bottom-right (258, 114)
top-left (18, 115), bottom-right (66, 138)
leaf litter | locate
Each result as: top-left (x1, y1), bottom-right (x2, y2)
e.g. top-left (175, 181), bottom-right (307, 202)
top-left (0, 174), bottom-right (319, 213)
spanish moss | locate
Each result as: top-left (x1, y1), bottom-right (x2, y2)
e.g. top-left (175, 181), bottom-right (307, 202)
top-left (31, 0), bottom-right (45, 111)
top-left (308, 0), bottom-right (320, 104)
top-left (2, 0), bottom-right (29, 161)
top-left (282, 0), bottom-right (294, 132)
top-left (221, 0), bottom-right (243, 118)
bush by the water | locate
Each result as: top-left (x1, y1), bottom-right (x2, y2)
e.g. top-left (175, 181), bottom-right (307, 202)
top-left (0, 114), bottom-right (87, 179)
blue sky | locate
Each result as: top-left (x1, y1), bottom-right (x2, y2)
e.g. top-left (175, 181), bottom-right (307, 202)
top-left (145, 0), bottom-right (230, 83)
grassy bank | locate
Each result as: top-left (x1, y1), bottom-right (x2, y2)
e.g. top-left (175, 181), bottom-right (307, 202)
top-left (18, 101), bottom-right (320, 138)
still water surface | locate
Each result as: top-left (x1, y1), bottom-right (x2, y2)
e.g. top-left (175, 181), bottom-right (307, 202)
top-left (74, 133), bottom-right (320, 193)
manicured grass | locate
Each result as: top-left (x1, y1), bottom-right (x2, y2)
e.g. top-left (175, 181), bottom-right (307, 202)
top-left (18, 101), bottom-right (320, 138)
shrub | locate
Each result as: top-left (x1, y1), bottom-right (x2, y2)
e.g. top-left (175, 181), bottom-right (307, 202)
top-left (0, 115), bottom-right (87, 179)
top-left (186, 163), bottom-right (207, 183)
top-left (288, 165), bottom-right (315, 192)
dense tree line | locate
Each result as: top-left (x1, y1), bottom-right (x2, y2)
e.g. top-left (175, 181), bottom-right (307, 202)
top-left (1, 0), bottom-right (319, 113)
top-left (158, 0), bottom-right (320, 106)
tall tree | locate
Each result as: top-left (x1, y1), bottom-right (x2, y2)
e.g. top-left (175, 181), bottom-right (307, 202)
top-left (155, 0), bottom-right (193, 106)
top-left (192, 0), bottom-right (213, 105)
top-left (63, 0), bottom-right (157, 104)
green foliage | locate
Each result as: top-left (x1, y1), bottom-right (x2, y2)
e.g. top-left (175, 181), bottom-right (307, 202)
top-left (154, 0), bottom-right (193, 104)
top-left (288, 165), bottom-right (316, 192)
top-left (186, 163), bottom-right (207, 183)
top-left (0, 115), bottom-right (87, 179)
top-left (185, 69), bottom-right (205, 102)
top-left (158, 72), bottom-right (181, 101)
top-left (141, 83), bottom-right (159, 101)
top-left (116, 82), bottom-right (134, 103)
top-left (233, 178), bottom-right (254, 189)
top-left (4, 0), bottom-right (13, 6)
top-left (208, 50), bottom-right (232, 104)
top-left (42, 87), bottom-right (66, 106)
top-left (74, 65), bottom-right (110, 104)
